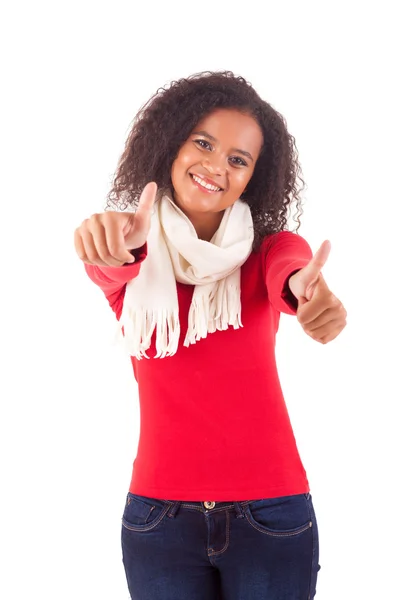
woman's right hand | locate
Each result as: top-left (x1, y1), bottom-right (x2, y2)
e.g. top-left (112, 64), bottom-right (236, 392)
top-left (74, 182), bottom-right (157, 267)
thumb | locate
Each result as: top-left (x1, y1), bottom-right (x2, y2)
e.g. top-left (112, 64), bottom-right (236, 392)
top-left (135, 182), bottom-right (158, 219)
top-left (304, 240), bottom-right (331, 284)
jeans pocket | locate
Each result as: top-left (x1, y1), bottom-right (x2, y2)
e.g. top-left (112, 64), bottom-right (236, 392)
top-left (244, 493), bottom-right (313, 537)
top-left (121, 492), bottom-right (170, 533)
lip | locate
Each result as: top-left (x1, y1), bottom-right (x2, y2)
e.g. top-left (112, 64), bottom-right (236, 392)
top-left (190, 173), bottom-right (225, 191)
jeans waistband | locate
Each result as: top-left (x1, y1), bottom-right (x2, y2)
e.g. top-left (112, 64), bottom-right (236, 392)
top-left (165, 499), bottom-right (253, 518)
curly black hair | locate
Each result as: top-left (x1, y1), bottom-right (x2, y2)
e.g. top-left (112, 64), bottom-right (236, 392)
top-left (105, 71), bottom-right (305, 250)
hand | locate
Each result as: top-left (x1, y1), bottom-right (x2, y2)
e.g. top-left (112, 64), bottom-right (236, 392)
top-left (288, 240), bottom-right (347, 344)
top-left (74, 182), bottom-right (157, 267)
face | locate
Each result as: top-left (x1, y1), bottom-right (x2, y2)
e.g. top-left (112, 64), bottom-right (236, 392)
top-left (170, 108), bottom-right (263, 220)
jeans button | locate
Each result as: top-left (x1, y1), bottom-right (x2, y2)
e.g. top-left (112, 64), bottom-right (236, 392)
top-left (203, 501), bottom-right (216, 509)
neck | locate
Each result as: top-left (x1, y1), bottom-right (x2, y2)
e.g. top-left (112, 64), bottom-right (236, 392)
top-left (169, 192), bottom-right (226, 241)
top-left (188, 211), bottom-right (225, 242)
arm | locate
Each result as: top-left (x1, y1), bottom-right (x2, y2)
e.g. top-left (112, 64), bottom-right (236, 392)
top-left (84, 244), bottom-right (147, 319)
top-left (262, 231), bottom-right (313, 314)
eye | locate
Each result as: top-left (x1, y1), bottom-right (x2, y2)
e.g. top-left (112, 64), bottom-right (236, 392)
top-left (229, 156), bottom-right (248, 167)
top-left (194, 139), bottom-right (212, 150)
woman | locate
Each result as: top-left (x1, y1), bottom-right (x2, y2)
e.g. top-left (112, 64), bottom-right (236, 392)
top-left (74, 71), bottom-right (346, 599)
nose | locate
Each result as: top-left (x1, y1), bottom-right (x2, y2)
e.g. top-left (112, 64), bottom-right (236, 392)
top-left (202, 154), bottom-right (226, 176)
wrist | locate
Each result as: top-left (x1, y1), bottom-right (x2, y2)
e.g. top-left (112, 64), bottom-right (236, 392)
top-left (123, 242), bottom-right (148, 266)
top-left (283, 270), bottom-right (301, 309)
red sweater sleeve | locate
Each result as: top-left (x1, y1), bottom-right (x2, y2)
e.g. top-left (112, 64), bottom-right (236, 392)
top-left (83, 244), bottom-right (147, 319)
top-left (262, 231), bottom-right (313, 315)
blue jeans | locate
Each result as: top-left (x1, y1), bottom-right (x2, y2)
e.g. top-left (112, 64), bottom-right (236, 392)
top-left (121, 492), bottom-right (321, 599)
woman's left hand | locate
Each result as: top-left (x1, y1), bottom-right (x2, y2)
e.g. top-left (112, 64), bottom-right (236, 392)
top-left (288, 241), bottom-right (347, 344)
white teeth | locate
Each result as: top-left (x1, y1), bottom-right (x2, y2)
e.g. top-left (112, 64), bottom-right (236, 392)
top-left (192, 175), bottom-right (221, 192)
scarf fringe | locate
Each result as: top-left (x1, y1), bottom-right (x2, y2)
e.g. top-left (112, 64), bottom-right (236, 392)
top-left (117, 308), bottom-right (180, 360)
top-left (183, 283), bottom-right (243, 347)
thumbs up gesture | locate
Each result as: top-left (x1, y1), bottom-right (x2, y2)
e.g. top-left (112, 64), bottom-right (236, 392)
top-left (288, 241), bottom-right (347, 344)
top-left (74, 182), bottom-right (157, 267)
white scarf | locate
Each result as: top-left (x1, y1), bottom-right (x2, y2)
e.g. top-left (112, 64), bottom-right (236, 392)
top-left (116, 194), bottom-right (254, 359)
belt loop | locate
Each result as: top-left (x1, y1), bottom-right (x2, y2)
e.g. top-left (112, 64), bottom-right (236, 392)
top-left (234, 502), bottom-right (245, 519)
top-left (167, 501), bottom-right (181, 518)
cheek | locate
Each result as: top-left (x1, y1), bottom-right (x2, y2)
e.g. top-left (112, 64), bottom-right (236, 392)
top-left (171, 155), bottom-right (186, 188)
top-left (172, 147), bottom-right (196, 174)
top-left (231, 169), bottom-right (254, 190)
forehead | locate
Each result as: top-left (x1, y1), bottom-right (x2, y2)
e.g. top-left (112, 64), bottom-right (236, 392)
top-left (192, 109), bottom-right (263, 153)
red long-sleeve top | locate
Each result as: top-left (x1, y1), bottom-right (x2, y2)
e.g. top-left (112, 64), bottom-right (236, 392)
top-left (84, 231), bottom-right (313, 501)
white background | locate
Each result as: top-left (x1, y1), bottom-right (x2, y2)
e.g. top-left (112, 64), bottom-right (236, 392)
top-left (1, 1), bottom-right (399, 598)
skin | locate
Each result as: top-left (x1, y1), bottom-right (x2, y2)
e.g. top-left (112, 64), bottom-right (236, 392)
top-left (170, 108), bottom-right (263, 242)
top-left (288, 241), bottom-right (347, 344)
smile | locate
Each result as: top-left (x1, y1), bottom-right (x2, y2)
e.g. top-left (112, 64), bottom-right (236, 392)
top-left (190, 174), bottom-right (223, 193)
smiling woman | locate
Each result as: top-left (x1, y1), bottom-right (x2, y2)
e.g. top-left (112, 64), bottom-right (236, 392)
top-left (74, 70), bottom-right (346, 599)
top-left (170, 109), bottom-right (263, 241)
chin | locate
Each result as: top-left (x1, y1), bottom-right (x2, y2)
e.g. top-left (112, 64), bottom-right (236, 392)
top-left (182, 194), bottom-right (223, 214)
top-left (178, 181), bottom-right (228, 211)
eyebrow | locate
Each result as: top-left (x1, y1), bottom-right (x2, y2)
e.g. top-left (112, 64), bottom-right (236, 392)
top-left (192, 130), bottom-right (254, 162)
